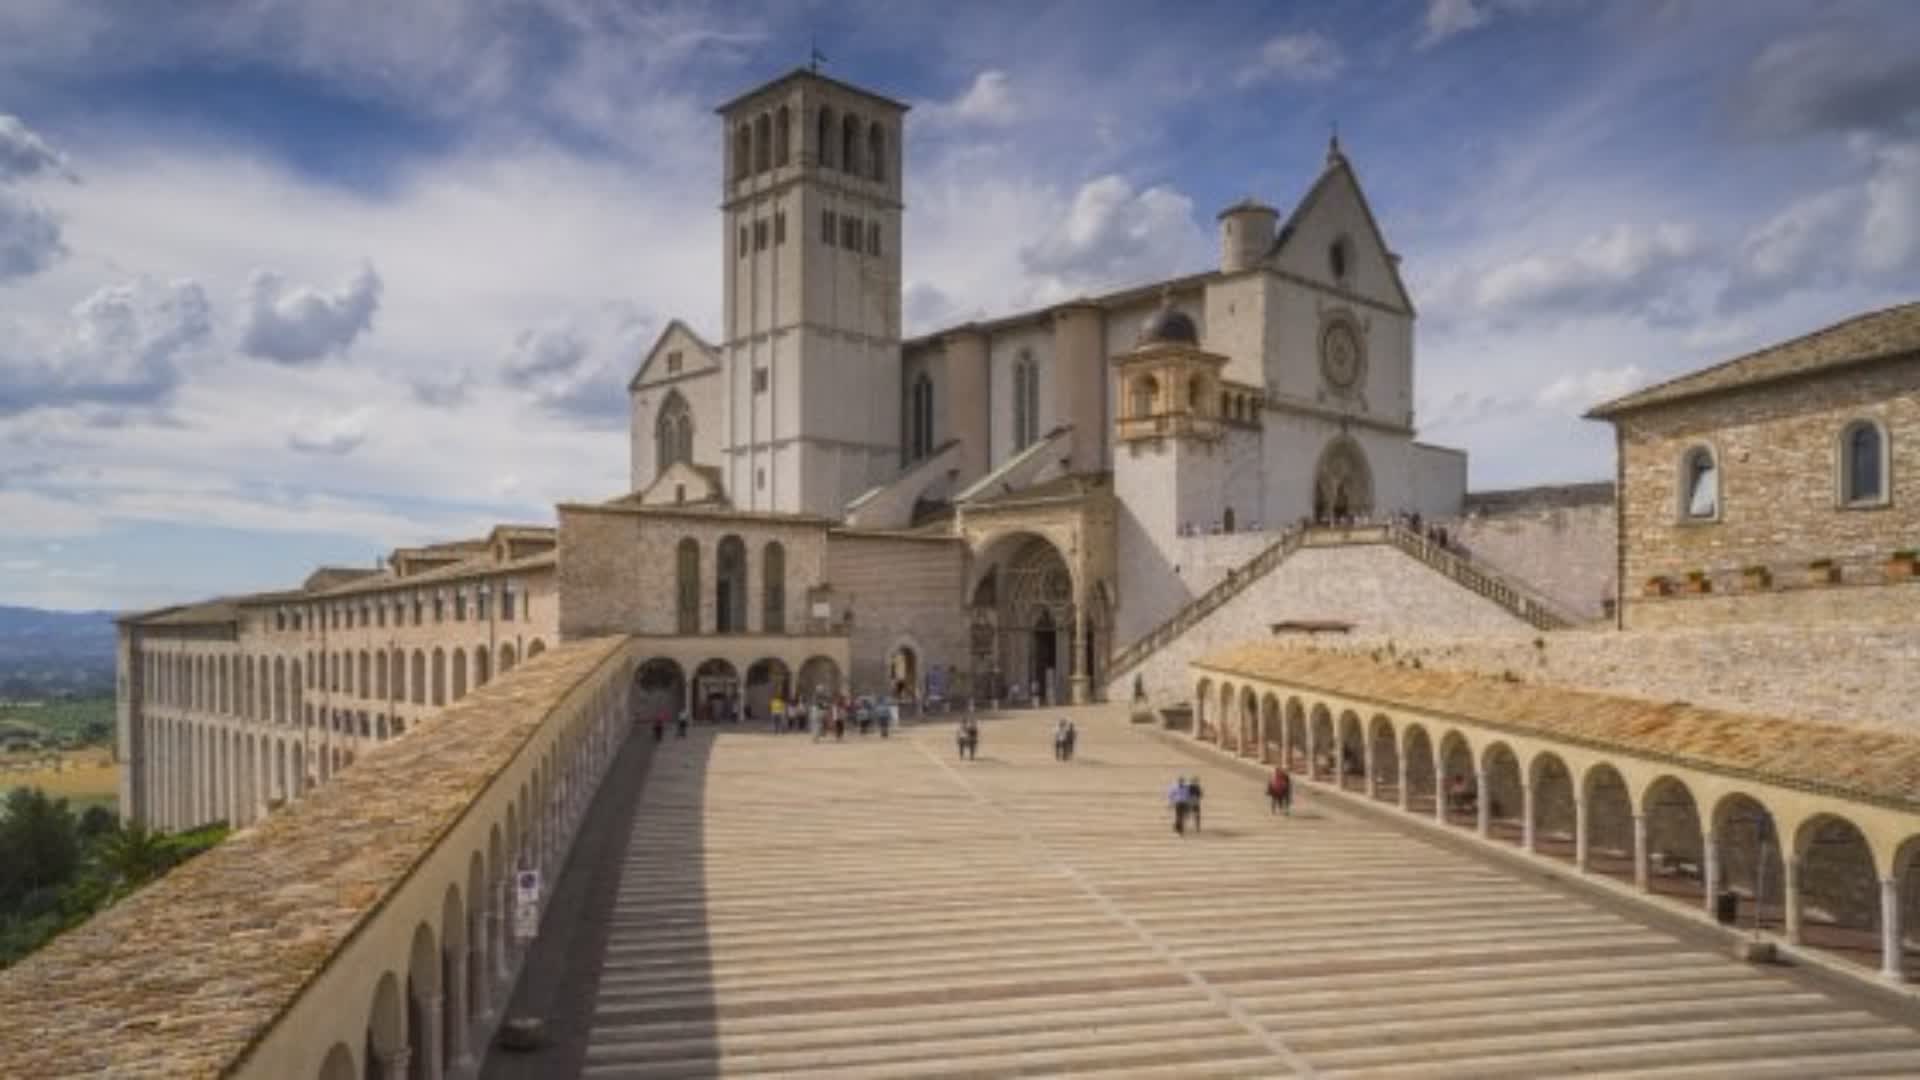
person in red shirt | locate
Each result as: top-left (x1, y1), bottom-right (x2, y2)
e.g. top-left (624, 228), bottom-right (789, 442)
top-left (1267, 767), bottom-right (1291, 816)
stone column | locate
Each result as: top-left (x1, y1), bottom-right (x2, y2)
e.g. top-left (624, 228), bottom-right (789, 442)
top-left (1069, 603), bottom-right (1088, 705)
top-left (1397, 753), bottom-right (1410, 812)
top-left (1703, 832), bottom-right (1720, 916)
top-left (1521, 782), bottom-right (1535, 851)
top-left (1632, 814), bottom-right (1649, 890)
top-left (496, 876), bottom-right (515, 978)
top-left (1364, 740), bottom-right (1378, 799)
top-left (375, 1048), bottom-right (410, 1080)
top-left (1574, 795), bottom-right (1589, 872)
top-left (418, 994), bottom-right (444, 1080)
top-left (469, 930), bottom-right (492, 1028)
top-left (1881, 877), bottom-right (1905, 982)
top-left (1475, 768), bottom-right (1490, 837)
top-left (1784, 855), bottom-right (1803, 944)
top-left (445, 949), bottom-right (471, 1072)
top-left (1433, 773), bottom-right (1446, 825)
top-left (1305, 724), bottom-right (1317, 782)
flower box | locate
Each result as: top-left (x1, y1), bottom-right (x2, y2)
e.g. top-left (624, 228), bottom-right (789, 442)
top-left (1682, 571), bottom-right (1712, 595)
top-left (1807, 559), bottom-right (1840, 586)
top-left (1888, 551), bottom-right (1918, 580)
top-left (1741, 566), bottom-right (1772, 590)
top-left (1642, 576), bottom-right (1673, 597)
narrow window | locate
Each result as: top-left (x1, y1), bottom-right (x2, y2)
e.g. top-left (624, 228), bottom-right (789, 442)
top-left (774, 106), bottom-right (791, 166)
top-left (738, 224), bottom-right (748, 257)
top-left (868, 122), bottom-right (886, 181)
top-left (753, 368), bottom-right (769, 393)
top-left (753, 112), bottom-right (771, 172)
top-left (754, 219), bottom-right (768, 250)
top-left (841, 217), bottom-right (859, 249)
top-left (733, 124), bottom-right (751, 181)
top-left (774, 211), bottom-right (786, 246)
top-left (1842, 421), bottom-right (1885, 504)
top-left (1682, 447), bottom-right (1718, 520)
top-left (817, 106), bottom-right (835, 168)
top-left (763, 541), bottom-right (786, 633)
top-left (867, 220), bottom-right (881, 256)
top-left (842, 112), bottom-right (860, 174)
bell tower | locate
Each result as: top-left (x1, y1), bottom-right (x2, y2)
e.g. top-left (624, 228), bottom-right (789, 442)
top-left (715, 70), bottom-right (907, 515)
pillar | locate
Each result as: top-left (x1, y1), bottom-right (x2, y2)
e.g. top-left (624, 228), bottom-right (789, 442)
top-left (1364, 740), bottom-right (1378, 799)
top-left (1575, 794), bottom-right (1589, 871)
top-left (1703, 832), bottom-right (1720, 915)
top-left (1069, 603), bottom-right (1089, 705)
top-left (445, 949), bottom-right (471, 1071)
top-left (469, 927), bottom-right (492, 1027)
top-left (1397, 752), bottom-right (1411, 812)
top-left (375, 1048), bottom-right (410, 1080)
top-left (1306, 723), bottom-right (1317, 782)
top-left (1433, 770), bottom-right (1446, 824)
top-left (1632, 813), bottom-right (1649, 891)
top-left (1784, 854), bottom-right (1803, 944)
top-left (417, 994), bottom-right (444, 1080)
top-left (1881, 878), bottom-right (1905, 982)
top-left (1475, 767), bottom-right (1490, 837)
top-left (1521, 782), bottom-right (1535, 851)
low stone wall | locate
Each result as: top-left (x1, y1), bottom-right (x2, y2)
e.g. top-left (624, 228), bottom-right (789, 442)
top-left (0, 635), bottom-right (635, 1078)
top-left (1442, 485), bottom-right (1616, 622)
top-left (1626, 576), bottom-right (1920, 630)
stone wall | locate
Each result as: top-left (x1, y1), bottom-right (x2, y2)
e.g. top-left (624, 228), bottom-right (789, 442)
top-left (1441, 483), bottom-right (1617, 621)
top-left (1612, 356), bottom-right (1920, 608)
top-left (1117, 541), bottom-right (1533, 705)
top-left (1627, 578), bottom-right (1920, 630)
top-left (1308, 624), bottom-right (1920, 734)
top-left (823, 530), bottom-right (971, 694)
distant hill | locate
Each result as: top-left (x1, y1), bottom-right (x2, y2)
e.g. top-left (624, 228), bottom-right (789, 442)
top-left (0, 606), bottom-right (118, 699)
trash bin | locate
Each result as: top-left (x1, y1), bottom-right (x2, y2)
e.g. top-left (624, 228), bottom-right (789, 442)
top-left (1714, 890), bottom-right (1739, 925)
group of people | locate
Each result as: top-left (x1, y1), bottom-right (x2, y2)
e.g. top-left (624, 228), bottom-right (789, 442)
top-left (1167, 775), bottom-right (1206, 834)
top-left (955, 716), bottom-right (981, 760)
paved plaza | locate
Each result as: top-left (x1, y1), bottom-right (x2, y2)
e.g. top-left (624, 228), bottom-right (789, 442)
top-left (499, 711), bottom-right (1920, 1078)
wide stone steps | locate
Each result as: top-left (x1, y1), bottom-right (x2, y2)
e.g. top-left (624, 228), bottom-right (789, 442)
top-left (566, 714), bottom-right (1920, 1078)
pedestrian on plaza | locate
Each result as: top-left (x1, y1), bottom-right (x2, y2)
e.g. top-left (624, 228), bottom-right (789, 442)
top-left (834, 713), bottom-right (846, 741)
top-left (813, 702), bottom-right (827, 741)
top-left (1169, 776), bottom-right (1190, 835)
top-left (1054, 718), bottom-right (1071, 761)
top-left (676, 706), bottom-right (689, 738)
top-left (1187, 775), bottom-right (1205, 832)
top-left (1064, 720), bottom-right (1077, 761)
top-left (1268, 766), bottom-right (1291, 816)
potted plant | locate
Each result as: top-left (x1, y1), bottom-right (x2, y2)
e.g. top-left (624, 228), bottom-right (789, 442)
top-left (1888, 549), bottom-right (1919, 580)
top-left (1642, 576), bottom-right (1673, 597)
top-left (1683, 570), bottom-right (1712, 594)
top-left (1807, 558), bottom-right (1840, 585)
top-left (1741, 565), bottom-right (1772, 590)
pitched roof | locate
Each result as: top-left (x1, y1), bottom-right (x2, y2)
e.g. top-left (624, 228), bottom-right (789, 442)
top-left (1587, 300), bottom-right (1920, 418)
top-left (1269, 149), bottom-right (1416, 315)
top-left (1196, 642), bottom-right (1920, 810)
top-left (628, 318), bottom-right (719, 392)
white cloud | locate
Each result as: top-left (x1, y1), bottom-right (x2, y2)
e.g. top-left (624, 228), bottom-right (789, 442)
top-left (237, 262), bottom-right (382, 365)
top-left (500, 303), bottom-right (650, 427)
top-left (0, 277), bottom-right (211, 415)
top-left (0, 113), bottom-right (74, 182)
top-left (1428, 222), bottom-right (1704, 326)
top-left (920, 70), bottom-right (1020, 128)
top-left (1019, 174), bottom-right (1210, 297)
top-left (287, 405), bottom-right (373, 456)
top-left (1731, 29), bottom-right (1920, 140)
top-left (1236, 32), bottom-right (1345, 87)
top-left (1420, 0), bottom-right (1492, 47)
top-left (1535, 364), bottom-right (1647, 411)
top-left (0, 189), bottom-right (64, 279)
top-left (1724, 137), bottom-right (1920, 309)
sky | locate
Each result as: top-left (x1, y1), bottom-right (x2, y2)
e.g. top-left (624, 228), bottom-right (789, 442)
top-left (1, 0), bottom-right (1917, 612)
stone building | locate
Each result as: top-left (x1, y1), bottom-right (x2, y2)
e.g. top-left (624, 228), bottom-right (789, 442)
top-left (1589, 301), bottom-right (1920, 629)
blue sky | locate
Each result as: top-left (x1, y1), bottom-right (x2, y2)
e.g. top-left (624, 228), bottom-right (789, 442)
top-left (1, 0), bottom-right (1917, 611)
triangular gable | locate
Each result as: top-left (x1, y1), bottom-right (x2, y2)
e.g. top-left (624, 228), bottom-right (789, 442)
top-left (1269, 151), bottom-right (1415, 315)
top-left (628, 319), bottom-right (718, 391)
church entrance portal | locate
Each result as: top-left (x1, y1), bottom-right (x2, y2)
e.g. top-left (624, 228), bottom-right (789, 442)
top-left (967, 533), bottom-right (1106, 705)
top-left (1313, 436), bottom-right (1374, 523)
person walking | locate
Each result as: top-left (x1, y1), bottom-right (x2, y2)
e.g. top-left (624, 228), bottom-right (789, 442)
top-left (1267, 766), bottom-right (1291, 816)
top-left (1187, 775), bottom-right (1205, 832)
top-left (1053, 718), bottom-right (1071, 762)
top-left (1063, 720), bottom-right (1077, 761)
top-left (1168, 776), bottom-right (1190, 835)
top-left (676, 706), bottom-right (689, 738)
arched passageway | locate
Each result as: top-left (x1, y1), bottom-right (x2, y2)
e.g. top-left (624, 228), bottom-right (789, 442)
top-left (692, 659), bottom-right (739, 724)
top-left (1793, 814), bottom-right (1882, 969)
top-left (1529, 752), bottom-right (1576, 861)
top-left (633, 658), bottom-right (685, 726)
top-left (1369, 715), bottom-right (1398, 804)
top-left (1238, 688), bottom-right (1259, 758)
top-left (1309, 705), bottom-right (1334, 782)
top-left (966, 533), bottom-right (1100, 705)
top-left (745, 658), bottom-right (791, 720)
top-left (1713, 792), bottom-right (1785, 934)
top-left (797, 656), bottom-right (842, 701)
top-left (1643, 777), bottom-right (1705, 904)
top-left (1439, 732), bottom-right (1475, 828)
top-left (888, 645), bottom-right (918, 701)
top-left (1259, 695), bottom-right (1281, 764)
top-left (1482, 743), bottom-right (1523, 845)
top-left (1193, 678), bottom-right (1213, 741)
top-left (1284, 699), bottom-right (1307, 774)
top-left (1402, 725), bottom-right (1437, 816)
top-left (1584, 764), bottom-right (1638, 885)
top-left (1337, 711), bottom-right (1365, 791)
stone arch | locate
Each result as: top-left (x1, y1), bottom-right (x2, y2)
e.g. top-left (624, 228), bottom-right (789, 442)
top-left (1438, 730), bottom-right (1476, 826)
top-left (375, 650), bottom-right (388, 701)
top-left (1402, 723), bottom-right (1437, 815)
top-left (357, 650), bottom-right (370, 700)
top-left (634, 658), bottom-right (686, 725)
top-left (528, 639), bottom-right (546, 659)
top-left (966, 530), bottom-right (1085, 705)
top-left (692, 658), bottom-right (740, 723)
top-left (1284, 698), bottom-right (1307, 773)
top-left (1584, 763), bottom-right (1638, 884)
top-left (841, 111), bottom-right (860, 175)
top-left (716, 535), bottom-right (748, 633)
top-left (411, 650), bottom-right (427, 705)
top-left (451, 648), bottom-right (467, 701)
top-left (466, 852), bottom-right (488, 1031)
top-left (774, 105), bottom-right (791, 165)
top-left (1368, 714), bottom-right (1398, 803)
top-left (888, 638), bottom-right (921, 700)
top-left (1337, 709), bottom-right (1365, 790)
top-left (1211, 682), bottom-right (1232, 745)
top-left (1305, 703), bottom-right (1334, 780)
top-left (1237, 686), bottom-right (1259, 757)
top-left (732, 121), bottom-right (750, 181)
top-left (431, 647), bottom-right (446, 707)
top-left (867, 119), bottom-right (885, 180)
top-left (1130, 373), bottom-right (1158, 419)
top-left (1481, 742), bottom-right (1523, 844)
top-left (439, 884), bottom-right (465, 1068)
top-left (762, 540), bottom-right (787, 633)
top-left (499, 642), bottom-right (517, 674)
top-left (1641, 775), bottom-right (1705, 903)
top-left (1793, 812), bottom-right (1881, 961)
top-left (407, 921), bottom-right (440, 1077)
top-left (1711, 791), bottom-right (1785, 931)
top-left (1259, 694), bottom-right (1282, 764)
top-left (753, 110), bottom-right (771, 172)
top-left (816, 105), bottom-right (836, 168)
top-left (745, 658), bottom-right (791, 720)
top-left (1313, 434), bottom-right (1373, 523)
top-left (796, 655), bottom-right (841, 701)
top-left (474, 645), bottom-right (492, 688)
top-left (656, 390), bottom-right (693, 470)
top-left (1528, 751), bottom-right (1577, 860)
top-left (365, 970), bottom-right (406, 1073)
top-left (317, 1042), bottom-right (356, 1080)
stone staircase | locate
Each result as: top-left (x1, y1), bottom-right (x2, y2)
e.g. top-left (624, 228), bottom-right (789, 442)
top-left (572, 713), bottom-right (1920, 1078)
top-left (1107, 524), bottom-right (1578, 687)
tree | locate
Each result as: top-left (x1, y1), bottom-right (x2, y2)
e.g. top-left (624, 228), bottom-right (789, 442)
top-left (94, 821), bottom-right (170, 891)
top-left (77, 805), bottom-right (117, 841)
top-left (0, 788), bottom-right (81, 905)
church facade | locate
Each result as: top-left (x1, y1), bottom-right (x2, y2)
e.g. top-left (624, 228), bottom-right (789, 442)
top-left (627, 67), bottom-right (1467, 701)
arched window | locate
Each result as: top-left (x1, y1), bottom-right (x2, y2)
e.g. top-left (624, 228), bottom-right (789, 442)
top-left (1012, 350), bottom-right (1040, 451)
top-left (774, 106), bottom-right (791, 166)
top-left (842, 112), bottom-right (860, 175)
top-left (868, 121), bottom-right (885, 181)
top-left (1681, 446), bottom-right (1718, 520)
top-left (1839, 420), bottom-right (1887, 506)
top-left (1131, 375), bottom-right (1158, 419)
top-left (763, 541), bottom-right (786, 633)
top-left (676, 538), bottom-right (700, 634)
top-left (656, 391), bottom-right (693, 470)
top-left (906, 373), bottom-right (934, 461)
top-left (733, 123), bottom-right (751, 182)
top-left (753, 112), bottom-right (771, 172)
top-left (817, 106), bottom-right (835, 168)
top-left (716, 535), bottom-right (748, 633)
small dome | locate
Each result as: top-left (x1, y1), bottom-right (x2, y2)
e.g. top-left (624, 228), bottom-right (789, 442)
top-left (1137, 305), bottom-right (1198, 348)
